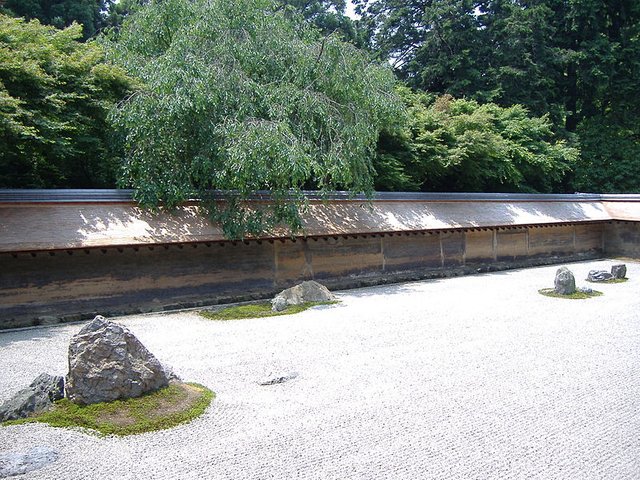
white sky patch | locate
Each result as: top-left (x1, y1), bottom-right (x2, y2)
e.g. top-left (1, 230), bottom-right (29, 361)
top-left (346, 1), bottom-right (360, 20)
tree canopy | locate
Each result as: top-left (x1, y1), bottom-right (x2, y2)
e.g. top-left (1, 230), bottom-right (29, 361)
top-left (374, 89), bottom-right (578, 193)
top-left (0, 14), bottom-right (133, 188)
top-left (1, 0), bottom-right (638, 227)
top-left (1, 0), bottom-right (112, 40)
top-left (106, 0), bottom-right (402, 237)
top-left (281, 0), bottom-right (365, 45)
top-left (356, 0), bottom-right (640, 193)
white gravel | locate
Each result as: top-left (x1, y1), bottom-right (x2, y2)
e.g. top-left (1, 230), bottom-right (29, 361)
top-left (1, 259), bottom-right (640, 479)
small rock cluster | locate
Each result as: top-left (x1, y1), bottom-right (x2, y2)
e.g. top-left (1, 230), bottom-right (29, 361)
top-left (587, 264), bottom-right (627, 282)
top-left (0, 315), bottom-right (171, 421)
top-left (271, 280), bottom-right (335, 312)
top-left (553, 263), bottom-right (628, 295)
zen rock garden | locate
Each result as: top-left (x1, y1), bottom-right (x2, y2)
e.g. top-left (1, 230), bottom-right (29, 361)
top-left (1, 268), bottom-right (639, 478)
top-left (0, 280), bottom-right (336, 424)
top-left (0, 315), bottom-right (189, 477)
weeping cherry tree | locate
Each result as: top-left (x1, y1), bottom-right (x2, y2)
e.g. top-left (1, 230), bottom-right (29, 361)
top-left (106, 0), bottom-right (402, 238)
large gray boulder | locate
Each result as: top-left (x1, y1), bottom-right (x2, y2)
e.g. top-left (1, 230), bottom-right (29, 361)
top-left (0, 373), bottom-right (64, 422)
top-left (587, 270), bottom-right (614, 282)
top-left (611, 264), bottom-right (627, 279)
top-left (271, 281), bottom-right (336, 312)
top-left (65, 316), bottom-right (169, 405)
top-left (554, 267), bottom-right (576, 295)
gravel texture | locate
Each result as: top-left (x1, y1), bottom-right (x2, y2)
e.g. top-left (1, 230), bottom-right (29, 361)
top-left (1, 259), bottom-right (639, 479)
top-left (0, 446), bottom-right (59, 477)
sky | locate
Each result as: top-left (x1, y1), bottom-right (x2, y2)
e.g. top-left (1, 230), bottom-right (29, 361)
top-left (346, 1), bottom-right (360, 20)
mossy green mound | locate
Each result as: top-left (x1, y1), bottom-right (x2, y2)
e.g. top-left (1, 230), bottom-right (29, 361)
top-left (2, 382), bottom-right (213, 436)
top-left (200, 301), bottom-right (337, 321)
top-left (539, 288), bottom-right (603, 299)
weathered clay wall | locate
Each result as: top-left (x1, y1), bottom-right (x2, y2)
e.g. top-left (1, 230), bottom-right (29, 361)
top-left (0, 223), bottom-right (605, 329)
top-left (604, 221), bottom-right (640, 258)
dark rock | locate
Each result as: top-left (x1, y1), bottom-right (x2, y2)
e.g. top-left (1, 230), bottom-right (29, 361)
top-left (578, 287), bottom-right (593, 294)
top-left (271, 296), bottom-right (288, 312)
top-left (611, 264), bottom-right (627, 279)
top-left (0, 389), bottom-right (45, 423)
top-left (554, 267), bottom-right (576, 295)
top-left (258, 372), bottom-right (299, 386)
top-left (0, 447), bottom-right (59, 478)
top-left (587, 270), bottom-right (614, 282)
top-left (271, 281), bottom-right (335, 312)
top-left (0, 374), bottom-right (64, 422)
top-left (30, 373), bottom-right (64, 403)
top-left (65, 316), bottom-right (169, 405)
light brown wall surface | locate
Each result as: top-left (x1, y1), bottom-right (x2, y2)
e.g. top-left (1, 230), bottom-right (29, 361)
top-left (0, 195), bottom-right (614, 253)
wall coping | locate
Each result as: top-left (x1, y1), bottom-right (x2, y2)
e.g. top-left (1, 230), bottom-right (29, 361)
top-left (0, 189), bottom-right (624, 204)
top-left (1, 190), bottom-right (639, 253)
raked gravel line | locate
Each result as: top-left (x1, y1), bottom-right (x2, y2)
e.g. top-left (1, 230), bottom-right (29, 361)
top-left (1, 259), bottom-right (640, 479)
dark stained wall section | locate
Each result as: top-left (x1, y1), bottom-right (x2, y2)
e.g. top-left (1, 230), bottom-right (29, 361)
top-left (383, 233), bottom-right (441, 272)
top-left (0, 223), bottom-right (608, 329)
top-left (604, 222), bottom-right (640, 258)
top-left (0, 242), bottom-right (277, 327)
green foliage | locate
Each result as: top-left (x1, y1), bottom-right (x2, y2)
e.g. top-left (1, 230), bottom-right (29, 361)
top-left (3, 0), bottom-right (112, 40)
top-left (106, 0), bottom-right (402, 238)
top-left (374, 90), bottom-right (578, 192)
top-left (2, 383), bottom-right (214, 436)
top-left (572, 118), bottom-right (640, 193)
top-left (102, 0), bottom-right (147, 31)
top-left (200, 301), bottom-right (337, 321)
top-left (280, 0), bottom-right (366, 46)
top-left (357, 0), bottom-right (640, 193)
top-left (0, 15), bottom-right (134, 188)
top-left (104, 0), bottom-right (365, 44)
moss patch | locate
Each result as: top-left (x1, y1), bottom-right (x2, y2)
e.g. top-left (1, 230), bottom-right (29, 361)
top-left (200, 301), bottom-right (337, 321)
top-left (586, 277), bottom-right (628, 284)
top-left (2, 382), bottom-right (213, 436)
top-left (539, 288), bottom-right (603, 299)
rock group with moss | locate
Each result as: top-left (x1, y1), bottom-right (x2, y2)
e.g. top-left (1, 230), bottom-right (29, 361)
top-left (271, 281), bottom-right (336, 312)
top-left (0, 315), bottom-right (175, 420)
top-left (588, 264), bottom-right (627, 282)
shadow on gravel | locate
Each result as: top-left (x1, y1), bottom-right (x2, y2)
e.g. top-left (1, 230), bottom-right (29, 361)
top-left (0, 326), bottom-right (72, 349)
top-left (344, 278), bottom-right (445, 298)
